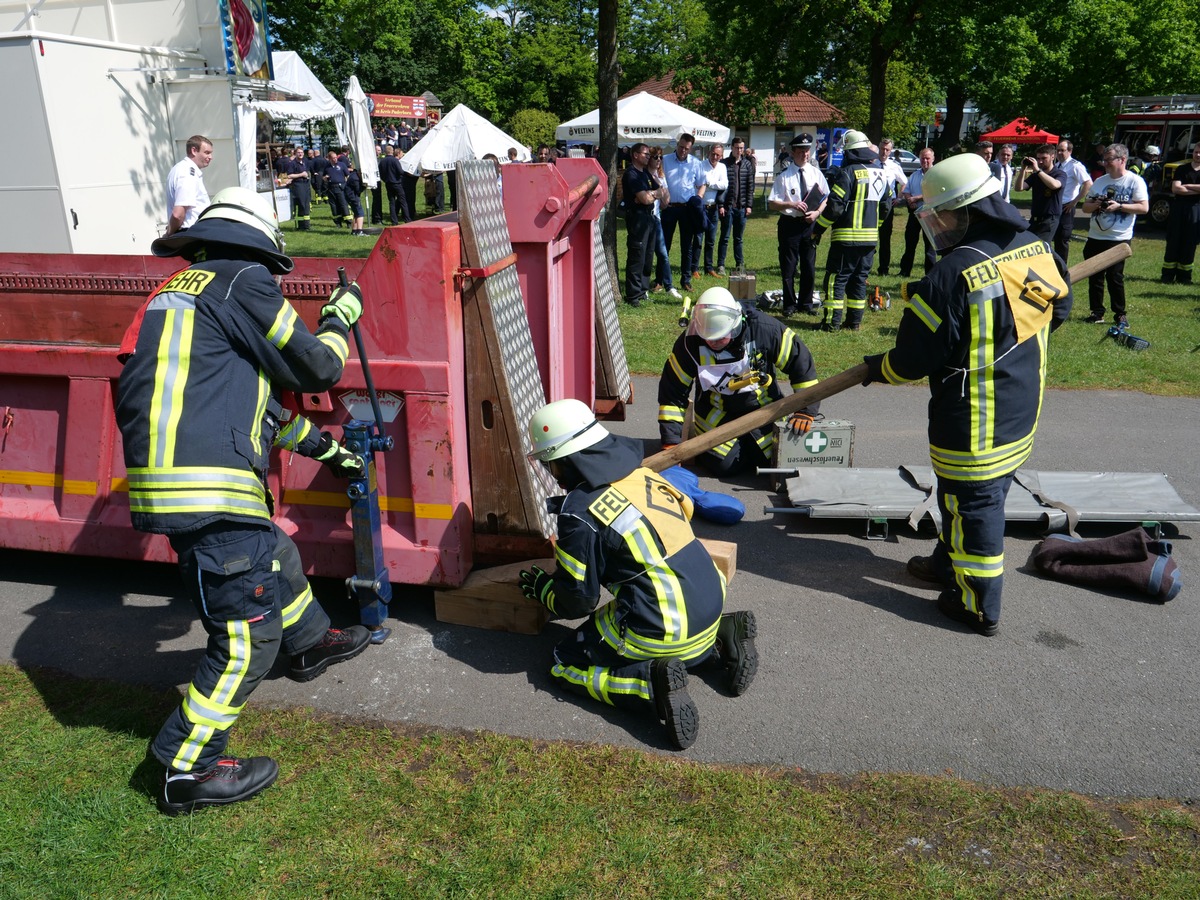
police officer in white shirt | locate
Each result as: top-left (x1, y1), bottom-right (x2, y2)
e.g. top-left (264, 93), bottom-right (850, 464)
top-left (877, 138), bottom-right (908, 275)
top-left (166, 135), bottom-right (213, 236)
top-left (768, 133), bottom-right (829, 316)
top-left (1053, 140), bottom-right (1093, 262)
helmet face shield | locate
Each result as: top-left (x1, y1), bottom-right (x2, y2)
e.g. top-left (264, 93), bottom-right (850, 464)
top-left (687, 287), bottom-right (743, 342)
top-left (917, 204), bottom-right (970, 252)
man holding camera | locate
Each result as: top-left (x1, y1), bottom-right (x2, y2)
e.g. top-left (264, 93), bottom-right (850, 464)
top-left (1080, 143), bottom-right (1148, 325)
top-left (1014, 144), bottom-right (1064, 244)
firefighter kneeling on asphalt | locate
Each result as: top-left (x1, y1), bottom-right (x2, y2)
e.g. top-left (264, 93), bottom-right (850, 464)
top-left (519, 399), bottom-right (758, 749)
top-left (861, 154), bottom-right (1072, 637)
top-left (657, 287), bottom-right (821, 476)
top-left (115, 187), bottom-right (373, 815)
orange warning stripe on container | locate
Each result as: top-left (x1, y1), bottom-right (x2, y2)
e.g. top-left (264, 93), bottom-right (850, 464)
top-left (1, 469), bottom-right (97, 495)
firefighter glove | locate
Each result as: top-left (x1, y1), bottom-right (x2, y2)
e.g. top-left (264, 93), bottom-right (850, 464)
top-left (321, 282), bottom-right (363, 328)
top-left (314, 431), bottom-right (365, 479)
top-left (786, 412), bottom-right (814, 435)
top-left (862, 354), bottom-right (886, 385)
top-left (519, 565), bottom-right (555, 609)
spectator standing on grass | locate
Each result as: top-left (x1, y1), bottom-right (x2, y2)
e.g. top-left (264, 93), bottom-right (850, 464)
top-left (661, 133), bottom-right (705, 292)
top-left (696, 144), bottom-right (727, 276)
top-left (1053, 141), bottom-right (1093, 262)
top-left (899, 147), bottom-right (937, 277)
top-left (768, 133), bottom-right (828, 317)
top-left (165, 135), bottom-right (213, 236)
top-left (647, 148), bottom-right (680, 299)
top-left (621, 142), bottom-right (665, 308)
top-left (877, 138), bottom-right (909, 275)
top-left (717, 137), bottom-right (755, 274)
top-left (1080, 143), bottom-right (1148, 325)
top-left (1014, 144), bottom-right (1064, 244)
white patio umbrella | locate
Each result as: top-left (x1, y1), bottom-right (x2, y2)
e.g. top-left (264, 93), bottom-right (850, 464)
top-left (555, 91), bottom-right (730, 146)
top-left (344, 76), bottom-right (379, 188)
top-left (399, 104), bottom-right (531, 175)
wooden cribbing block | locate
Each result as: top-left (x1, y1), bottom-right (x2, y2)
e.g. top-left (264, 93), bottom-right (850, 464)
top-left (434, 559), bottom-right (554, 634)
top-left (698, 538), bottom-right (737, 584)
top-left (728, 273), bottom-right (757, 300)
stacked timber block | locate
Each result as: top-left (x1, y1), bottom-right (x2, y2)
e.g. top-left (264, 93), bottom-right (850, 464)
top-left (434, 539), bottom-right (738, 634)
top-left (728, 272), bottom-right (757, 301)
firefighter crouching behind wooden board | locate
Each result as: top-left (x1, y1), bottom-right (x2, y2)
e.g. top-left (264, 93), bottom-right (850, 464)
top-left (115, 187), bottom-right (373, 815)
top-left (519, 399), bottom-right (758, 750)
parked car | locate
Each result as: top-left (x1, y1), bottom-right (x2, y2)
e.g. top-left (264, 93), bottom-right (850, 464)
top-left (894, 148), bottom-right (921, 176)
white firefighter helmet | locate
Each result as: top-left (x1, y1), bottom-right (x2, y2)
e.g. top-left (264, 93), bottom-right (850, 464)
top-left (916, 153), bottom-right (1000, 251)
top-left (1146, 145), bottom-right (1161, 157)
top-left (200, 186), bottom-right (285, 252)
top-left (527, 398), bottom-right (609, 462)
top-left (689, 286), bottom-right (743, 342)
top-left (842, 129), bottom-right (870, 151)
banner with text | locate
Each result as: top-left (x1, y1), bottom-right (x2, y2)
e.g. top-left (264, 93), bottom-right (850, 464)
top-left (366, 94), bottom-right (428, 119)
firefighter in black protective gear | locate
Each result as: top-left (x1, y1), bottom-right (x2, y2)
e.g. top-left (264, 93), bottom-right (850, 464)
top-left (115, 186), bottom-right (373, 815)
top-left (519, 399), bottom-right (759, 750)
top-left (658, 286), bottom-right (820, 476)
top-left (861, 154), bottom-right (1072, 637)
top-left (814, 129), bottom-right (892, 331)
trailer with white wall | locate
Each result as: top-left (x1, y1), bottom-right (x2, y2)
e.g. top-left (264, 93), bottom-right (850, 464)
top-left (0, 0), bottom-right (326, 255)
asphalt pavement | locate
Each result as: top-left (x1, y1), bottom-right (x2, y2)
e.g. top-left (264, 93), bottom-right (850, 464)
top-left (2, 375), bottom-right (1197, 801)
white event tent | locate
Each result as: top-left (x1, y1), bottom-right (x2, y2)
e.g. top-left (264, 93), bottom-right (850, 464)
top-left (234, 51), bottom-right (349, 190)
top-left (399, 104), bottom-right (531, 175)
top-left (345, 75), bottom-right (379, 188)
top-left (556, 92), bottom-right (730, 146)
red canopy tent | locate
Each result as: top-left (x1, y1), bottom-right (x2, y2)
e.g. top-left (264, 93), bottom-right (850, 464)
top-left (980, 117), bottom-right (1059, 144)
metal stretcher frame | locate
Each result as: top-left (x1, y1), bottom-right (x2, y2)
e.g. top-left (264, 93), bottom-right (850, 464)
top-left (769, 466), bottom-right (1200, 537)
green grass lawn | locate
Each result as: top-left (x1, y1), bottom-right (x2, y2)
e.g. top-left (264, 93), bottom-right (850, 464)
top-left (3, 666), bottom-right (1198, 898)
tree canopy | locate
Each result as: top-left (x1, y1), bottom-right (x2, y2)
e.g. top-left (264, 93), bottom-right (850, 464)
top-left (266, 0), bottom-right (1200, 147)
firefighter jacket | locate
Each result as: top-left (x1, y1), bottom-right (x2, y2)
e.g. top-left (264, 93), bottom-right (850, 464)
top-left (872, 221), bottom-right (1072, 482)
top-left (545, 435), bottom-right (725, 661)
top-left (115, 258), bottom-right (352, 535)
top-left (657, 303), bottom-right (820, 451)
top-left (814, 148), bottom-right (892, 245)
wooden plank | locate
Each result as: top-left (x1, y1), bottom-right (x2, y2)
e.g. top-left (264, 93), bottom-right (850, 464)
top-left (699, 538), bottom-right (737, 584)
top-left (433, 558), bottom-right (554, 634)
top-left (457, 159), bottom-right (556, 539)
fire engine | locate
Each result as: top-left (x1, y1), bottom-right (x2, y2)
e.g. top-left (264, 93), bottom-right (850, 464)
top-left (1112, 95), bottom-right (1200, 226)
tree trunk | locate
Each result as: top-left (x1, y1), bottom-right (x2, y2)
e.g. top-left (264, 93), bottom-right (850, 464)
top-left (939, 84), bottom-right (967, 155)
top-left (597, 0), bottom-right (620, 270)
top-left (867, 32), bottom-right (888, 143)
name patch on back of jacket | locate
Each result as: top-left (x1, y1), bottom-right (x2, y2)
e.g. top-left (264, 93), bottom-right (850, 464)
top-left (157, 269), bottom-right (216, 297)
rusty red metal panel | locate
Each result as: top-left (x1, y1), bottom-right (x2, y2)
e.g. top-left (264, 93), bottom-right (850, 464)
top-left (499, 158), bottom-right (607, 408)
top-left (0, 222), bottom-right (474, 588)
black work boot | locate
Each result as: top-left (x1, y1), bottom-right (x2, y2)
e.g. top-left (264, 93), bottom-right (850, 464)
top-left (290, 626), bottom-right (371, 682)
top-left (158, 756), bottom-right (278, 816)
top-left (907, 554), bottom-right (953, 586)
top-left (651, 658), bottom-right (699, 750)
top-left (715, 610), bottom-right (759, 697)
top-left (937, 595), bottom-right (999, 637)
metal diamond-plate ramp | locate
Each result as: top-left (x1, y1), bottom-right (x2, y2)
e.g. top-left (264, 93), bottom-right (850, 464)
top-left (457, 158), bottom-right (557, 538)
top-left (593, 210), bottom-right (631, 405)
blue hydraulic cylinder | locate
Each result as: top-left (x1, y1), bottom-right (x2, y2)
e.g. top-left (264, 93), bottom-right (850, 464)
top-left (341, 419), bottom-right (395, 643)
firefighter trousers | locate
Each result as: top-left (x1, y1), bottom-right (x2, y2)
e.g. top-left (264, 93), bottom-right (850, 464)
top-left (152, 522), bottom-right (329, 773)
top-left (930, 473), bottom-right (1014, 626)
top-left (550, 602), bottom-right (718, 713)
top-left (823, 243), bottom-right (875, 327)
